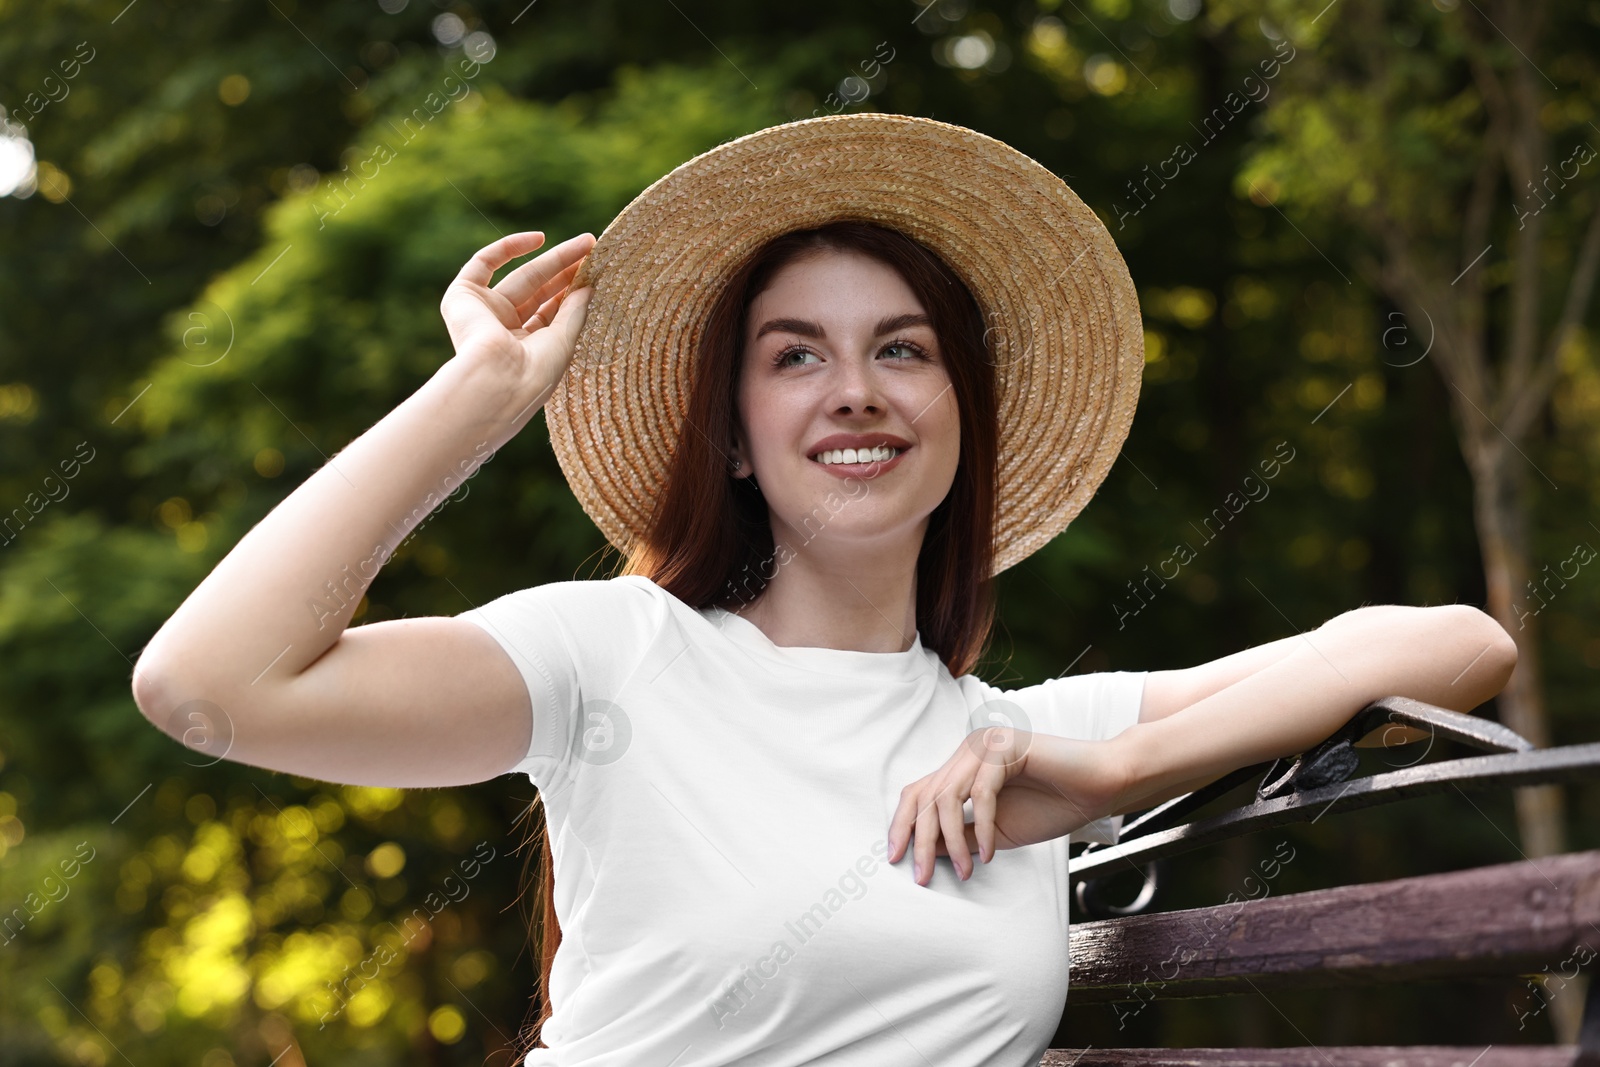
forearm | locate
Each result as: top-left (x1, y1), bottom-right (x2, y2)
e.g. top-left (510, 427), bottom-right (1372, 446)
top-left (1107, 605), bottom-right (1517, 816)
top-left (135, 357), bottom-right (545, 698)
top-left (1141, 630), bottom-right (1304, 725)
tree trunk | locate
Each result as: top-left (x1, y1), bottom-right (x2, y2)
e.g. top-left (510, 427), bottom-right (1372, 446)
top-left (1462, 422), bottom-right (1566, 860)
top-left (1463, 425), bottom-right (1582, 1042)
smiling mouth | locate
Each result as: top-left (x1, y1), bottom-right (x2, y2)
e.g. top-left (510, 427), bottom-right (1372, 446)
top-left (809, 445), bottom-right (904, 466)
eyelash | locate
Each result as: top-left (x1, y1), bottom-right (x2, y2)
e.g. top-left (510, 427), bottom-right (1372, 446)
top-left (770, 338), bottom-right (932, 368)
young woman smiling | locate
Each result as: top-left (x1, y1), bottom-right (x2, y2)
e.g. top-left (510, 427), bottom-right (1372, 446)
top-left (131, 115), bottom-right (1517, 1067)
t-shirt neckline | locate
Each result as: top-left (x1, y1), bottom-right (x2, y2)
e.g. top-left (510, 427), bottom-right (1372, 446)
top-left (703, 601), bottom-right (934, 681)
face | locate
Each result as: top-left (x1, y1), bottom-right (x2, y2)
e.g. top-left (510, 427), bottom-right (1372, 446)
top-left (733, 248), bottom-right (961, 567)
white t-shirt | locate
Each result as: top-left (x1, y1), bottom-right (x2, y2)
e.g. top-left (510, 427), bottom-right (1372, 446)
top-left (456, 575), bottom-right (1146, 1067)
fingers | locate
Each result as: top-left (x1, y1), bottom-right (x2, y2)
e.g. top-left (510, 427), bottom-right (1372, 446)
top-left (456, 231), bottom-right (547, 289)
top-left (523, 287), bottom-right (565, 331)
top-left (970, 770), bottom-right (999, 865)
top-left (493, 232), bottom-right (596, 308)
top-left (890, 738), bottom-right (1021, 886)
top-left (936, 785), bottom-right (972, 881)
top-left (512, 259), bottom-right (582, 321)
top-left (917, 775), bottom-right (976, 884)
top-left (887, 788), bottom-right (917, 866)
top-left (546, 285), bottom-right (592, 351)
top-left (912, 791), bottom-right (940, 887)
top-left (514, 258), bottom-right (583, 320)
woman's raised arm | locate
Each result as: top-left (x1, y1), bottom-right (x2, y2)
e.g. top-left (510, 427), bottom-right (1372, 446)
top-left (130, 231), bottom-right (594, 788)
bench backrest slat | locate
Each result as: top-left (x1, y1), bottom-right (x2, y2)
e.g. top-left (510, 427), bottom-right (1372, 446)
top-left (1067, 849), bottom-right (1600, 1002)
top-left (1040, 1046), bottom-right (1587, 1066)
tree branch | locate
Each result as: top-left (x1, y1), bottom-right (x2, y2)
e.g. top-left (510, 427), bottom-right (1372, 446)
top-left (1497, 1), bottom-right (1549, 403)
top-left (1461, 120), bottom-right (1502, 281)
top-left (1374, 217), bottom-right (1475, 401)
top-left (1466, 39), bottom-right (1519, 186)
top-left (1503, 199), bottom-right (1600, 441)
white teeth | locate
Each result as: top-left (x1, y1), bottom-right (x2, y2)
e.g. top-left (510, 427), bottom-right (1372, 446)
top-left (811, 446), bottom-right (901, 465)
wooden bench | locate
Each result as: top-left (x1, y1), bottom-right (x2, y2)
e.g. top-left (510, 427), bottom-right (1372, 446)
top-left (1047, 696), bottom-right (1600, 1066)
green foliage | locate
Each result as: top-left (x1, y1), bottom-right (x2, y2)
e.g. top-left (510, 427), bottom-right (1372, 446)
top-left (4, 0), bottom-right (1598, 1060)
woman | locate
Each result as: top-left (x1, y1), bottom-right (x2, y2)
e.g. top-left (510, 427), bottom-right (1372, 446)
top-left (131, 115), bottom-right (1517, 1066)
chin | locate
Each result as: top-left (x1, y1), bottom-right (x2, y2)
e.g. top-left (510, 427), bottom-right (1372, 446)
top-left (776, 510), bottom-right (929, 552)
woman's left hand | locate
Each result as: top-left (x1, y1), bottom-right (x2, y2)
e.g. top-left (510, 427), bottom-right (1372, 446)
top-left (886, 729), bottom-right (1130, 886)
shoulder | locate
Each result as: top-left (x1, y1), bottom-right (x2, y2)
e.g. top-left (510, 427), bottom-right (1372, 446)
top-left (455, 574), bottom-right (677, 664)
top-left (467, 573), bottom-right (667, 623)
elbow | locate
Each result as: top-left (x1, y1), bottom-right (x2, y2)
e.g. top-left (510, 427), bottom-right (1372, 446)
top-left (131, 652), bottom-right (220, 748)
top-left (132, 650), bottom-right (249, 765)
top-left (1444, 604), bottom-right (1519, 696)
top-left (131, 627), bottom-right (177, 721)
top-left (131, 654), bottom-right (179, 740)
top-left (1484, 612), bottom-right (1519, 688)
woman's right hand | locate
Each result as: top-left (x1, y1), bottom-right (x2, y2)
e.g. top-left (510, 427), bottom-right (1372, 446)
top-left (439, 230), bottom-right (597, 404)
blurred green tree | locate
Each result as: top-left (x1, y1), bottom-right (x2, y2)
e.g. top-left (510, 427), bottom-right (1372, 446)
top-left (3, 0), bottom-right (1596, 1059)
top-left (1213, 0), bottom-right (1598, 865)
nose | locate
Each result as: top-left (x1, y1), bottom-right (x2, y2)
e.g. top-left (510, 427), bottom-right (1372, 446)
top-left (827, 349), bottom-right (886, 416)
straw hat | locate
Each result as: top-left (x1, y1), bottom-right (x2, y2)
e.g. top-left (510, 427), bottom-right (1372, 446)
top-left (550, 111), bottom-right (1144, 577)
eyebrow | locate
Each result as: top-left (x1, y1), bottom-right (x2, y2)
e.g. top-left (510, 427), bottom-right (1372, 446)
top-left (753, 311), bottom-right (933, 341)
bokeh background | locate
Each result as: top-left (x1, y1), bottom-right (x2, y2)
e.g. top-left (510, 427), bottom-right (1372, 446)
top-left (3, 0), bottom-right (1599, 1062)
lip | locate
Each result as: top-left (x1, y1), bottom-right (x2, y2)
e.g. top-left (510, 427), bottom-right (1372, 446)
top-left (805, 433), bottom-right (913, 480)
top-left (806, 432), bottom-right (913, 456)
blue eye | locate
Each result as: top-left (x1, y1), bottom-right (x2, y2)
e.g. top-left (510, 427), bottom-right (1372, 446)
top-left (771, 339), bottom-right (930, 367)
top-left (774, 346), bottom-right (820, 367)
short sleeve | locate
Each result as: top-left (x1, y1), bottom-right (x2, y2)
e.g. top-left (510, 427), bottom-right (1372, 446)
top-left (453, 577), bottom-right (663, 788)
top-left (959, 670), bottom-right (1147, 846)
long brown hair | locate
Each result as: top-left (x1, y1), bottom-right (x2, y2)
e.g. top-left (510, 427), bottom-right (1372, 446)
top-left (512, 220), bottom-right (1001, 1056)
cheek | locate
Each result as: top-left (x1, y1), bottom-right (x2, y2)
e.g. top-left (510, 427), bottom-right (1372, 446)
top-left (735, 379), bottom-right (767, 443)
top-left (920, 382), bottom-right (961, 453)
top-left (739, 384), bottom-right (799, 462)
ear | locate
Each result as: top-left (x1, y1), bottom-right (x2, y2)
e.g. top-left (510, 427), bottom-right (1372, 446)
top-left (728, 421), bottom-right (752, 479)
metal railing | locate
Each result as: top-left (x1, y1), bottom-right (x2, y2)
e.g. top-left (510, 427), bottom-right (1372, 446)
top-left (1070, 695), bottom-right (1600, 919)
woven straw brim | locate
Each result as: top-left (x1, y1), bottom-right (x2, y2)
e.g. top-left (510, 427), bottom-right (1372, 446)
top-left (550, 111), bottom-right (1144, 577)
